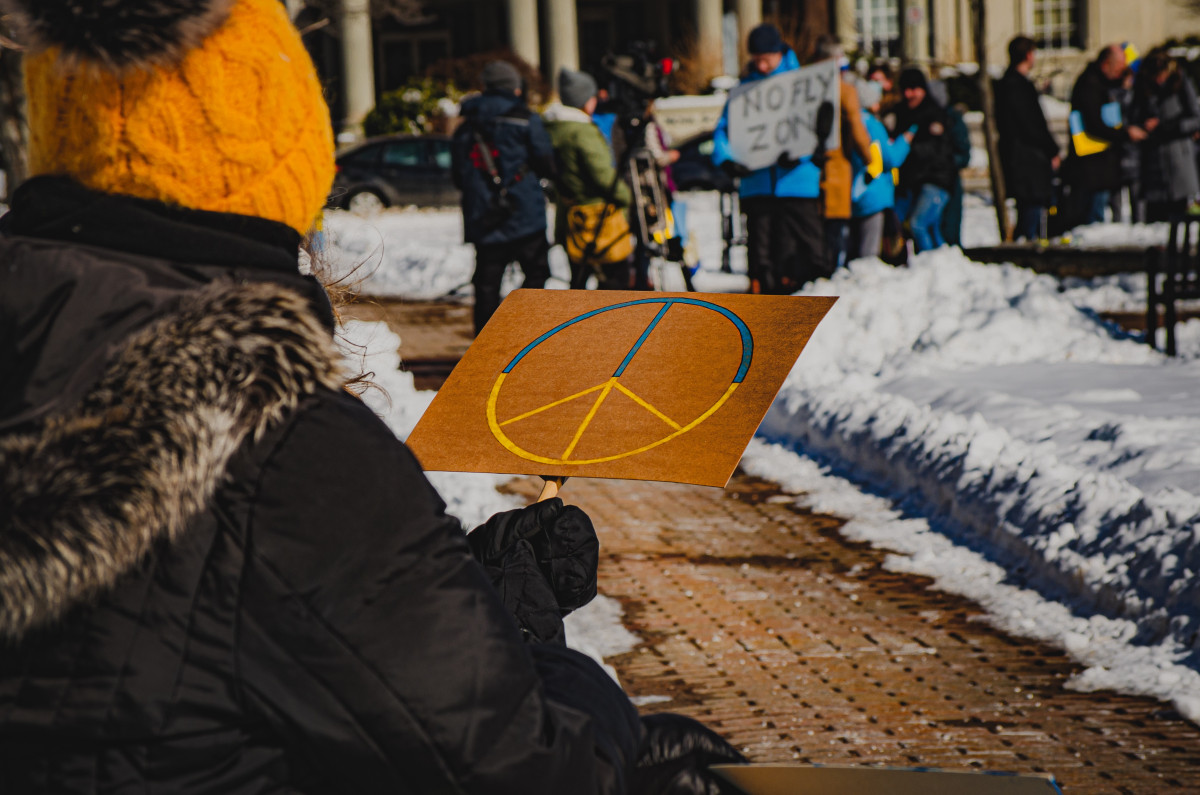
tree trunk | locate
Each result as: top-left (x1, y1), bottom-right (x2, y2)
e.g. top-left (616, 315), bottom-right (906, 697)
top-left (971, 0), bottom-right (1009, 241)
top-left (767, 0), bottom-right (830, 64)
top-left (0, 42), bottom-right (28, 203)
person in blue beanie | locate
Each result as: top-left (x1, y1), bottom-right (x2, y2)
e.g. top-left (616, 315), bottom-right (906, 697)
top-left (712, 24), bottom-right (828, 294)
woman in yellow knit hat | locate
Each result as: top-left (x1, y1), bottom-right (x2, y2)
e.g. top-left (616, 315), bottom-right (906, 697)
top-left (0, 1), bottom-right (744, 792)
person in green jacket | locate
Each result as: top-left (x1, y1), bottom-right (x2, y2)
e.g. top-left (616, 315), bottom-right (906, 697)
top-left (544, 68), bottom-right (634, 289)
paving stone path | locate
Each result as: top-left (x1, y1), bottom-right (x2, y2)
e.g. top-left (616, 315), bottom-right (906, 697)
top-left (348, 297), bottom-right (1200, 794)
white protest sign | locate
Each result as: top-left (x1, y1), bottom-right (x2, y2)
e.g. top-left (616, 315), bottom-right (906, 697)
top-left (725, 60), bottom-right (841, 171)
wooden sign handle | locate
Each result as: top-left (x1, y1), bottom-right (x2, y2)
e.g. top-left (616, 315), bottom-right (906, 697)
top-left (537, 476), bottom-right (568, 502)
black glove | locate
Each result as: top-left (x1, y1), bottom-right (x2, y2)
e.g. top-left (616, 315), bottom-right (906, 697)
top-left (630, 713), bottom-right (748, 795)
top-left (775, 151), bottom-right (800, 170)
top-left (469, 498), bottom-right (600, 614)
top-left (719, 159), bottom-right (752, 179)
top-left (815, 99), bottom-right (835, 143)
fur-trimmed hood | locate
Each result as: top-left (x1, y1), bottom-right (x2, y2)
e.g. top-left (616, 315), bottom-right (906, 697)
top-left (0, 279), bottom-right (345, 640)
top-left (0, 0), bottom-right (236, 70)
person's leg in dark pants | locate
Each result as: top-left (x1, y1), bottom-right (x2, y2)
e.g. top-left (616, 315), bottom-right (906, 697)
top-left (1086, 190), bottom-right (1110, 224)
top-left (1013, 202), bottom-right (1046, 242)
top-left (741, 196), bottom-right (776, 294)
top-left (909, 184), bottom-right (949, 252)
top-left (776, 197), bottom-right (828, 291)
top-left (1145, 200), bottom-right (1187, 223)
top-left (472, 241), bottom-right (511, 335)
top-left (850, 211), bottom-right (885, 259)
top-left (568, 257), bottom-right (590, 289)
top-left (632, 244), bottom-right (653, 290)
top-left (513, 231), bottom-right (551, 289)
top-left (600, 257), bottom-right (632, 289)
top-left (824, 218), bottom-right (850, 271)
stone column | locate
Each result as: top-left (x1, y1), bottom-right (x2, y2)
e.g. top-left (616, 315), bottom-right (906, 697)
top-left (341, 0), bottom-right (376, 140)
top-left (696, 0), bottom-right (724, 63)
top-left (508, 0), bottom-right (540, 69)
top-left (903, 0), bottom-right (931, 63)
top-left (835, 0), bottom-right (858, 52)
top-left (545, 0), bottom-right (580, 93)
top-left (736, 0), bottom-right (762, 56)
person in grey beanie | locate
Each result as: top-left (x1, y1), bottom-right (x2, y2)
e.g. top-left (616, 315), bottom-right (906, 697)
top-left (451, 60), bottom-right (555, 334)
top-left (559, 67), bottom-right (599, 111)
top-left (543, 68), bottom-right (635, 289)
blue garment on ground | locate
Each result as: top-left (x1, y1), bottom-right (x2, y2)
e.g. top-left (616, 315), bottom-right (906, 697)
top-left (711, 49), bottom-right (822, 199)
top-left (451, 91), bottom-right (554, 246)
top-left (850, 112), bottom-right (912, 218)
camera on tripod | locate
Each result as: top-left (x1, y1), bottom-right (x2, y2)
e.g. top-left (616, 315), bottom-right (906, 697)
top-left (599, 42), bottom-right (689, 282)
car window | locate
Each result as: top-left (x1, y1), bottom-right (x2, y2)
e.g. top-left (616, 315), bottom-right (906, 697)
top-left (382, 140), bottom-right (423, 166)
top-left (429, 140), bottom-right (452, 169)
top-left (340, 144), bottom-right (380, 165)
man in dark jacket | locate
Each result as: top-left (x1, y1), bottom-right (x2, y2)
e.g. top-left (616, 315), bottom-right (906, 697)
top-left (1065, 44), bottom-right (1151, 227)
top-left (893, 68), bottom-right (957, 252)
top-left (996, 36), bottom-right (1062, 241)
top-left (0, 1), bottom-right (745, 792)
top-left (452, 61), bottom-right (555, 334)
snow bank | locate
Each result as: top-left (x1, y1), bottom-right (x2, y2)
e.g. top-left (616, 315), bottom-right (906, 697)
top-left (759, 249), bottom-right (1200, 717)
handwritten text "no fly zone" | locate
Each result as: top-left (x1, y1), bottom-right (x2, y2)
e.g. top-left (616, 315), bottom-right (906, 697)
top-left (738, 70), bottom-right (834, 151)
top-left (725, 60), bottom-right (840, 169)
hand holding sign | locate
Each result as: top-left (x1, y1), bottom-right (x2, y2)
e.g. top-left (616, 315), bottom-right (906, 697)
top-left (725, 60), bottom-right (841, 171)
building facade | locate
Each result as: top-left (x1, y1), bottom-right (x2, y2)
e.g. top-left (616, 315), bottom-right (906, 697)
top-left (303, 0), bottom-right (1200, 136)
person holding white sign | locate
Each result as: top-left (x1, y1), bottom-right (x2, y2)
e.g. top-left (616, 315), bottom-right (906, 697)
top-left (711, 24), bottom-right (827, 295)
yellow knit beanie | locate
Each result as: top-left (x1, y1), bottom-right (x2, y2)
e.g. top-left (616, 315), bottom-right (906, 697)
top-left (7, 0), bottom-right (334, 236)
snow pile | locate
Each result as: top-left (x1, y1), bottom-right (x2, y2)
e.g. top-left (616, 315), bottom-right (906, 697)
top-left (1065, 222), bottom-right (1169, 249)
top-left (739, 439), bottom-right (1200, 722)
top-left (321, 196), bottom-right (751, 299)
top-left (759, 249), bottom-right (1200, 717)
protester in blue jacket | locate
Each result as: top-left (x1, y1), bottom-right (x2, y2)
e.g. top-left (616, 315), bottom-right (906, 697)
top-left (712, 24), bottom-right (828, 294)
top-left (452, 61), bottom-right (555, 334)
top-left (850, 80), bottom-right (914, 260)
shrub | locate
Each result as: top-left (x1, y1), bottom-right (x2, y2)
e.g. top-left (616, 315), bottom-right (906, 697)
top-left (362, 77), bottom-right (464, 137)
top-left (424, 49), bottom-right (548, 107)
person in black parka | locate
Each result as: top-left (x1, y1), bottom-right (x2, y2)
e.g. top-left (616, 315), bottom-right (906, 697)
top-left (0, 2), bottom-right (745, 793)
top-left (892, 68), bottom-right (957, 252)
top-left (1064, 44), bottom-right (1151, 227)
top-left (996, 35), bottom-right (1062, 241)
top-left (452, 61), bottom-right (556, 335)
top-left (1131, 49), bottom-right (1200, 222)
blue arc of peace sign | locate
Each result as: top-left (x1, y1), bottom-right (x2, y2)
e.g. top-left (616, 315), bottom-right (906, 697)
top-left (485, 298), bottom-right (755, 467)
top-left (502, 297), bottom-right (754, 382)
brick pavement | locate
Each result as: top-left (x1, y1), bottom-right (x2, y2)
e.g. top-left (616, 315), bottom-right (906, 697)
top-left (505, 475), bottom-right (1200, 794)
top-left (352, 298), bottom-right (1200, 794)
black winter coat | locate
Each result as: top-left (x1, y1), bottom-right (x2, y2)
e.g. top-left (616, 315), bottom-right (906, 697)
top-left (893, 96), bottom-right (957, 193)
top-left (452, 91), bottom-right (555, 246)
top-left (1066, 62), bottom-right (1130, 192)
top-left (0, 177), bottom-right (639, 794)
top-left (995, 66), bottom-right (1060, 205)
top-left (1132, 73), bottom-right (1200, 204)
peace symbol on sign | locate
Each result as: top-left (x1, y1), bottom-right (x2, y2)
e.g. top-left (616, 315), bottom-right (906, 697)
top-left (486, 297), bottom-right (754, 466)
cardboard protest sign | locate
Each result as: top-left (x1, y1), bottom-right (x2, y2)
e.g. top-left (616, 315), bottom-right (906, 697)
top-left (405, 290), bottom-right (836, 488)
top-left (725, 59), bottom-right (841, 171)
top-left (710, 764), bottom-right (1064, 795)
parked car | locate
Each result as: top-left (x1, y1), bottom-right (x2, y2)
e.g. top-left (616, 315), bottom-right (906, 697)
top-left (327, 134), bottom-right (460, 213)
